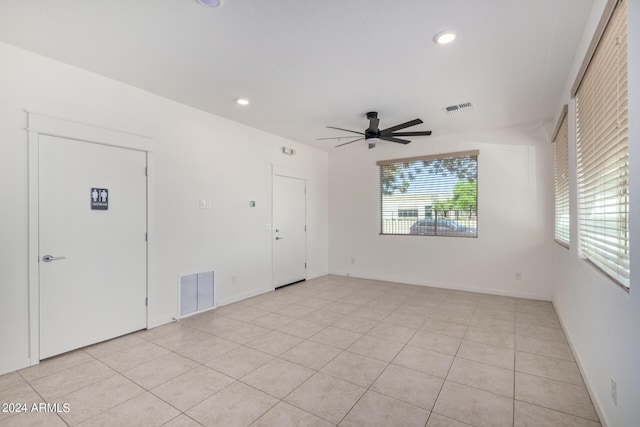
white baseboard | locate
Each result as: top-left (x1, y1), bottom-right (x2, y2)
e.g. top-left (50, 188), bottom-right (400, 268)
top-left (216, 287), bottom-right (274, 307)
top-left (553, 301), bottom-right (608, 427)
top-left (328, 271), bottom-right (552, 301)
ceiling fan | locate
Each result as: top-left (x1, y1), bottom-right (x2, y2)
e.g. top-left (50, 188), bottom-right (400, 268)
top-left (319, 111), bottom-right (432, 149)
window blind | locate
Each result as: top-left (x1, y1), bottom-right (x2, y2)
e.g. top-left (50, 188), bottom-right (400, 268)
top-left (575, 0), bottom-right (628, 288)
top-left (377, 151), bottom-right (478, 237)
top-left (553, 107), bottom-right (570, 248)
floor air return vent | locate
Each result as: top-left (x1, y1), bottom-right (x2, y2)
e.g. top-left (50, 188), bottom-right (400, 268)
top-left (179, 271), bottom-right (214, 317)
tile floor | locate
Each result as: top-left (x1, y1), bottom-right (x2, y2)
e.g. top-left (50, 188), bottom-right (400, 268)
top-left (0, 275), bottom-right (601, 426)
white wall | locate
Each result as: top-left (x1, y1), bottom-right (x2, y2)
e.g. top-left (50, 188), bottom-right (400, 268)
top-left (0, 43), bottom-right (329, 375)
top-left (328, 123), bottom-right (555, 300)
top-left (551, 1), bottom-right (640, 426)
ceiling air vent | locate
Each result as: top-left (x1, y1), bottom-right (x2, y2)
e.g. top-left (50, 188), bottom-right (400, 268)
top-left (443, 102), bottom-right (474, 114)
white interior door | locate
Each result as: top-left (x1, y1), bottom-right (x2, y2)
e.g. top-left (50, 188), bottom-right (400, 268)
top-left (273, 175), bottom-right (306, 287)
top-left (39, 135), bottom-right (147, 359)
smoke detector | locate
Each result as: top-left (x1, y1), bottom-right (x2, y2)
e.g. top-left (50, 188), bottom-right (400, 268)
top-left (443, 102), bottom-right (474, 114)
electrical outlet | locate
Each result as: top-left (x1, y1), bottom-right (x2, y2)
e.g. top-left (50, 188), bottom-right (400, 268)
top-left (611, 378), bottom-right (617, 405)
top-left (231, 275), bottom-right (237, 284)
top-left (515, 272), bottom-right (523, 280)
top-left (200, 200), bottom-right (207, 209)
top-left (351, 257), bottom-right (355, 265)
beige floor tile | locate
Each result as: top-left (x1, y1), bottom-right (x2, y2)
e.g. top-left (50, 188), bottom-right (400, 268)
top-left (187, 381), bottom-right (277, 427)
top-left (516, 322), bottom-right (568, 343)
top-left (275, 303), bottom-right (319, 318)
top-left (97, 341), bottom-right (170, 372)
top-left (59, 374), bottom-right (144, 426)
top-left (297, 298), bottom-right (333, 310)
top-left (76, 391), bottom-right (179, 427)
top-left (430, 309), bottom-right (474, 326)
top-left (347, 335), bottom-right (404, 363)
top-left (205, 346), bottom-right (273, 379)
top-left (381, 311), bottom-right (429, 329)
top-left (0, 411), bottom-right (68, 427)
top-left (392, 346), bottom-right (454, 378)
top-left (341, 390), bottom-right (429, 427)
top-left (183, 315), bottom-right (243, 335)
top-left (371, 364), bottom-right (443, 410)
top-left (515, 335), bottom-right (574, 361)
top-left (252, 401), bottom-right (334, 427)
top-left (421, 319), bottom-right (468, 339)
top-left (83, 335), bottom-right (147, 358)
top-left (332, 315), bottom-right (379, 334)
top-left (426, 413), bottom-right (474, 426)
top-left (284, 373), bottom-right (365, 424)
top-left (161, 414), bottom-right (203, 427)
top-left (469, 317), bottom-right (515, 334)
top-left (121, 352), bottom-right (198, 389)
top-left (216, 306), bottom-right (271, 322)
top-left (463, 326), bottom-right (515, 350)
top-left (302, 310), bottom-right (346, 325)
top-left (280, 340), bottom-right (342, 370)
top-left (367, 322), bottom-right (417, 344)
top-left (19, 350), bottom-right (93, 382)
top-left (472, 309), bottom-right (515, 323)
top-left (0, 381), bottom-right (43, 422)
top-left (0, 371), bottom-right (25, 390)
top-left (148, 328), bottom-right (211, 351)
top-left (515, 312), bottom-right (561, 329)
top-left (173, 335), bottom-right (239, 363)
top-left (447, 357), bottom-right (514, 397)
top-left (457, 340), bottom-right (514, 370)
top-left (216, 322), bottom-right (271, 344)
top-left (351, 307), bottom-right (392, 322)
top-left (321, 351), bottom-right (387, 388)
top-left (246, 331), bottom-right (304, 356)
top-left (434, 381), bottom-right (513, 427)
top-left (241, 358), bottom-right (314, 398)
top-left (276, 318), bottom-right (327, 339)
top-left (408, 331), bottom-right (461, 355)
top-left (250, 312), bottom-right (297, 329)
top-left (151, 365), bottom-right (234, 411)
top-left (515, 372), bottom-right (598, 421)
top-left (325, 301), bottom-right (360, 315)
top-left (310, 327), bottom-right (362, 349)
top-left (515, 351), bottom-right (583, 385)
top-left (135, 322), bottom-right (185, 341)
top-left (30, 360), bottom-right (115, 402)
top-left (514, 400), bottom-right (601, 427)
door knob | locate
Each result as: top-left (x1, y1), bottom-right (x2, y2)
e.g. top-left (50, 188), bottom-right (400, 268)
top-left (42, 254), bottom-right (66, 262)
top-left (275, 236), bottom-right (284, 240)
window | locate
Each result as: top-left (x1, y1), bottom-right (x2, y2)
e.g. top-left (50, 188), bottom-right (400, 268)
top-left (378, 151), bottom-right (478, 237)
top-left (553, 106), bottom-right (570, 248)
top-left (398, 209), bottom-right (419, 218)
top-left (573, 0), bottom-right (628, 288)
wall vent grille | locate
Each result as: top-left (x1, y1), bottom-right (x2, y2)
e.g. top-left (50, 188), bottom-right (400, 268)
top-left (443, 102), bottom-right (474, 114)
top-left (179, 270), bottom-right (214, 317)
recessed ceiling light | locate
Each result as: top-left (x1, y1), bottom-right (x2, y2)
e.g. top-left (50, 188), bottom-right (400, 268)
top-left (196, 0), bottom-right (221, 7)
top-left (236, 98), bottom-right (250, 106)
top-left (434, 31), bottom-right (456, 45)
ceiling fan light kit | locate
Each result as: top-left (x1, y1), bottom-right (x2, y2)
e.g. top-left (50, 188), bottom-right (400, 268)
top-left (434, 31), bottom-right (456, 44)
top-left (322, 111), bottom-right (432, 149)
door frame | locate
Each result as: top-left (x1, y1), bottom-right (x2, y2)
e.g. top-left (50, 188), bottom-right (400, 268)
top-left (271, 165), bottom-right (307, 288)
top-left (26, 111), bottom-right (154, 365)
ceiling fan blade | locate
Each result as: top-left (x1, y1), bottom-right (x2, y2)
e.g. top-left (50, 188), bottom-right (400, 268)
top-left (335, 138), bottom-right (364, 147)
top-left (316, 135), bottom-right (363, 141)
top-left (380, 119), bottom-right (423, 134)
top-left (390, 130), bottom-right (433, 136)
top-left (380, 136), bottom-right (411, 144)
top-left (326, 126), bottom-right (365, 136)
top-left (367, 117), bottom-right (380, 133)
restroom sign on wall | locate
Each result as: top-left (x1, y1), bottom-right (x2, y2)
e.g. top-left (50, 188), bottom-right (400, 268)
top-left (91, 188), bottom-right (109, 210)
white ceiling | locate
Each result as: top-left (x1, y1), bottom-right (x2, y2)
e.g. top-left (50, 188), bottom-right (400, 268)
top-left (0, 0), bottom-right (594, 150)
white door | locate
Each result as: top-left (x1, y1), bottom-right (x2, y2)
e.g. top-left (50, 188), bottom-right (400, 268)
top-left (273, 175), bottom-right (306, 287)
top-left (39, 135), bottom-right (147, 359)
